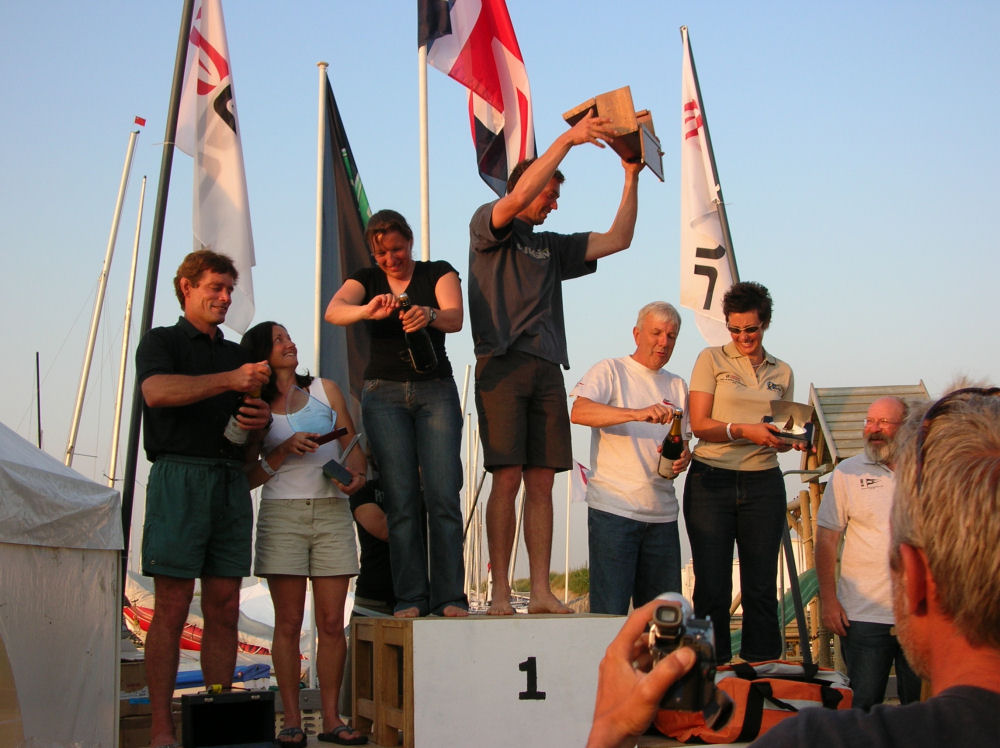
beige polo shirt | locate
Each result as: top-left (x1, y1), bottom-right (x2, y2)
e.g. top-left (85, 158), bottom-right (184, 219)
top-left (689, 342), bottom-right (794, 471)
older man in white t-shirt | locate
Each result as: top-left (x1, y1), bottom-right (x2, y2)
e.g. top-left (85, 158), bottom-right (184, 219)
top-left (570, 302), bottom-right (691, 614)
top-left (815, 396), bottom-right (922, 710)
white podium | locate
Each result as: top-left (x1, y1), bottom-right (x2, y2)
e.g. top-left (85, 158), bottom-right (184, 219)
top-left (352, 615), bottom-right (623, 748)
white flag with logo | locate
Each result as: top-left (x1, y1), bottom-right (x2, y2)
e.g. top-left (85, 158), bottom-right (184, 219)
top-left (679, 26), bottom-right (736, 346)
top-left (176, 0), bottom-right (255, 333)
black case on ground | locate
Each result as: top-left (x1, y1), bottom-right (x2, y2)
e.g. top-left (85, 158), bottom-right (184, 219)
top-left (181, 690), bottom-right (275, 748)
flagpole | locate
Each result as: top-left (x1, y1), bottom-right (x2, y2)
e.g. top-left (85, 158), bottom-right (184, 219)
top-left (108, 175), bottom-right (146, 488)
top-left (418, 45), bottom-right (431, 261)
top-left (120, 0), bottom-right (197, 567)
top-left (315, 62), bottom-right (329, 367)
top-left (563, 473), bottom-right (571, 603)
top-left (680, 26), bottom-right (739, 283)
top-left (65, 125), bottom-right (140, 467)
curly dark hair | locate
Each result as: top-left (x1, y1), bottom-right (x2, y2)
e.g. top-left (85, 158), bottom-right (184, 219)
top-left (722, 281), bottom-right (773, 327)
top-left (239, 321), bottom-right (313, 404)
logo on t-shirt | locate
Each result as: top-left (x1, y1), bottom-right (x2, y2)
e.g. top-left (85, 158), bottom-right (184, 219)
top-left (719, 373), bottom-right (743, 386)
top-left (766, 381), bottom-right (785, 396)
top-left (516, 242), bottom-right (551, 260)
top-left (859, 477), bottom-right (885, 489)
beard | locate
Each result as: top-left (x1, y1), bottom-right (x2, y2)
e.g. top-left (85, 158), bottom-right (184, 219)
top-left (864, 434), bottom-right (896, 464)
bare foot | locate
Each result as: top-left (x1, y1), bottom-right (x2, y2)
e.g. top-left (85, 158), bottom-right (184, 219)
top-left (487, 598), bottom-right (515, 616)
top-left (441, 605), bottom-right (469, 617)
top-left (527, 593), bottom-right (572, 615)
top-left (394, 606), bottom-right (420, 618)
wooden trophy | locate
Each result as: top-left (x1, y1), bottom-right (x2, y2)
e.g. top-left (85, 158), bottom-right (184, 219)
top-left (562, 86), bottom-right (664, 181)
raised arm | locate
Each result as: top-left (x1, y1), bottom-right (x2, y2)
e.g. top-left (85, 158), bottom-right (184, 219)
top-left (584, 159), bottom-right (642, 262)
top-left (490, 112), bottom-right (618, 229)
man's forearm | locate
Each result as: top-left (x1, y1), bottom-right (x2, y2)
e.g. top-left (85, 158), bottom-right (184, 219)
top-left (571, 397), bottom-right (637, 428)
top-left (141, 372), bottom-right (236, 408)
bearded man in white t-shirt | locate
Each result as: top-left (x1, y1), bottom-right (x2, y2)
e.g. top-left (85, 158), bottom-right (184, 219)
top-left (570, 301), bottom-right (692, 614)
top-left (815, 396), bottom-right (923, 710)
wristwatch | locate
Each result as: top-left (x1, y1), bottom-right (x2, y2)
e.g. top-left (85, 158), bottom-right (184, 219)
top-left (428, 307), bottom-right (438, 323)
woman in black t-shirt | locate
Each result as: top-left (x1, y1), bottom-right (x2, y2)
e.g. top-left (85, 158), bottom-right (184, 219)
top-left (325, 209), bottom-right (468, 618)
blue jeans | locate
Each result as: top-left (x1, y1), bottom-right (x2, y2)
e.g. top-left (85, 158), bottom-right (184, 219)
top-left (840, 620), bottom-right (922, 710)
top-left (588, 508), bottom-right (682, 615)
top-left (362, 378), bottom-right (467, 615)
top-left (683, 459), bottom-right (785, 663)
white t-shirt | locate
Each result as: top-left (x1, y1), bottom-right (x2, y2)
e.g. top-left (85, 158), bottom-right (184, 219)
top-left (816, 453), bottom-right (896, 624)
top-left (569, 356), bottom-right (689, 522)
top-left (261, 379), bottom-right (345, 500)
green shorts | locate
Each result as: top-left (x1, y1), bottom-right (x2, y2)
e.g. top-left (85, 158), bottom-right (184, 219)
top-left (141, 455), bottom-right (252, 579)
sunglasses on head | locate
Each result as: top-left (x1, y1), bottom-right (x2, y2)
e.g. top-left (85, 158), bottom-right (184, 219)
top-left (914, 386), bottom-right (1000, 492)
top-left (727, 324), bottom-right (761, 335)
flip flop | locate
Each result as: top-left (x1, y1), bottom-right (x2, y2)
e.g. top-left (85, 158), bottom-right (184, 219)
top-left (275, 726), bottom-right (308, 747)
top-left (317, 725), bottom-right (367, 745)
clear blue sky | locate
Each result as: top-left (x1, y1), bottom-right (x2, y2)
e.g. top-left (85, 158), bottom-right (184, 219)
top-left (2, 1), bottom-right (997, 571)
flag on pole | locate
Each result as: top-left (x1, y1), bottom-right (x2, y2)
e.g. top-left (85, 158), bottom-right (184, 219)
top-left (419, 0), bottom-right (535, 196)
top-left (176, 0), bottom-right (255, 333)
top-left (317, 74), bottom-right (373, 414)
top-left (679, 26), bottom-right (739, 346)
top-left (569, 460), bottom-right (590, 503)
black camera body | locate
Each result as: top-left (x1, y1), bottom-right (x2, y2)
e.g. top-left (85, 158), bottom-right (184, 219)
top-left (648, 593), bottom-right (731, 727)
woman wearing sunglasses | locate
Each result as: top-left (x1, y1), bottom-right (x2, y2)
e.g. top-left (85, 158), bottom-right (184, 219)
top-left (683, 281), bottom-right (804, 664)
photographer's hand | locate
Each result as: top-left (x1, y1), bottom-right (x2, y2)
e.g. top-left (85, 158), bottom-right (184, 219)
top-left (586, 600), bottom-right (697, 748)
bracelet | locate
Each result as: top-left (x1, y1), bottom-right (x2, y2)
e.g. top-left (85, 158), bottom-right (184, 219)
top-left (259, 457), bottom-right (277, 477)
top-left (726, 423), bottom-right (734, 441)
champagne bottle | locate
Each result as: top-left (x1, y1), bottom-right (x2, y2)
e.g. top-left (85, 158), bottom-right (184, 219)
top-left (657, 408), bottom-right (685, 479)
top-left (223, 386), bottom-right (261, 445)
top-left (397, 292), bottom-right (438, 374)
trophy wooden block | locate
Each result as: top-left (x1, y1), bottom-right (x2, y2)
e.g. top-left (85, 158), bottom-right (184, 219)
top-left (563, 86), bottom-right (664, 181)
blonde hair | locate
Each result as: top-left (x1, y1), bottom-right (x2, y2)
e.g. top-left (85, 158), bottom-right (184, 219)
top-left (891, 384), bottom-right (1000, 648)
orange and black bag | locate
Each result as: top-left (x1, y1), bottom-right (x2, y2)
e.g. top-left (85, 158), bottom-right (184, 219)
top-left (654, 660), bottom-right (852, 743)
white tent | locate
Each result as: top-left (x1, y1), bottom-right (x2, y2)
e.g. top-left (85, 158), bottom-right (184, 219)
top-left (0, 421), bottom-right (123, 747)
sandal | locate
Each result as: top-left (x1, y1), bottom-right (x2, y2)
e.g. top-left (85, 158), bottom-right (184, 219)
top-left (275, 726), bottom-right (308, 747)
top-left (317, 724), bottom-right (367, 745)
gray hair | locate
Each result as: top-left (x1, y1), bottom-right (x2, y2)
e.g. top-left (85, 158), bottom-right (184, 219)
top-left (635, 301), bottom-right (681, 331)
top-left (891, 383), bottom-right (1000, 649)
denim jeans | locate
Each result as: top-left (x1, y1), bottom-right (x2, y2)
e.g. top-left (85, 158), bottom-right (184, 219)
top-left (683, 459), bottom-right (785, 663)
top-left (840, 620), bottom-right (922, 710)
top-left (362, 377), bottom-right (467, 615)
top-left (588, 508), bottom-right (682, 615)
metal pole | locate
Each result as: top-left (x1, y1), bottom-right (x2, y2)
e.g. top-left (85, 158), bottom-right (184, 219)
top-left (418, 45), bottom-right (430, 261)
top-left (120, 0), bottom-right (196, 570)
top-left (314, 62), bottom-right (328, 369)
top-left (108, 176), bottom-right (146, 488)
top-left (35, 352), bottom-right (42, 449)
top-left (65, 128), bottom-right (140, 466)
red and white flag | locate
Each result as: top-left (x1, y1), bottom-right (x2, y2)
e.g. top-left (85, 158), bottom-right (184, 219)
top-left (679, 26), bottom-right (737, 346)
top-left (420, 0), bottom-right (535, 196)
top-left (570, 460), bottom-right (590, 504)
top-left (176, 0), bottom-right (255, 333)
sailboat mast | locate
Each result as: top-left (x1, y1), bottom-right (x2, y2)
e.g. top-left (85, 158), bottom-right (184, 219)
top-left (64, 125), bottom-right (141, 467)
top-left (107, 175), bottom-right (146, 488)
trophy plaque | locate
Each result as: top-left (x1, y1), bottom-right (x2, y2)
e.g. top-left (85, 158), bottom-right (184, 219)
top-left (562, 86), bottom-right (664, 181)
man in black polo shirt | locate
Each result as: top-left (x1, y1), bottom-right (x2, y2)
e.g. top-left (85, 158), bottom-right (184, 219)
top-left (136, 250), bottom-right (271, 748)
